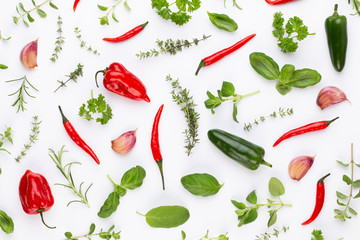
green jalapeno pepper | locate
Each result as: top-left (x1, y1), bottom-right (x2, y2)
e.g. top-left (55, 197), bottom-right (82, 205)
top-left (208, 129), bottom-right (272, 170)
top-left (325, 4), bottom-right (347, 72)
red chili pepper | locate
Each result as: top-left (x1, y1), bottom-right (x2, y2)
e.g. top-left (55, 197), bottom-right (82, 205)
top-left (151, 104), bottom-right (165, 190)
top-left (73, 0), bottom-right (80, 11)
top-left (273, 117), bottom-right (339, 147)
top-left (265, 0), bottom-right (295, 5)
top-left (103, 21), bottom-right (149, 42)
top-left (58, 106), bottom-right (100, 165)
top-left (195, 33), bottom-right (256, 76)
top-left (19, 170), bottom-right (55, 229)
top-left (302, 173), bottom-right (330, 225)
top-left (95, 63), bottom-right (150, 102)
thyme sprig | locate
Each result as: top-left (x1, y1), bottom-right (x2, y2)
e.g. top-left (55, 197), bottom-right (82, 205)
top-left (97, 0), bottom-right (131, 25)
top-left (54, 64), bottom-right (84, 93)
top-left (50, 16), bottom-right (64, 62)
top-left (348, 0), bottom-right (360, 16)
top-left (15, 116), bottom-right (41, 162)
top-left (0, 30), bottom-right (11, 41)
top-left (255, 226), bottom-right (289, 240)
top-left (166, 75), bottom-right (199, 156)
top-left (0, 127), bottom-right (13, 154)
top-left (6, 75), bottom-right (38, 112)
top-left (74, 28), bottom-right (100, 55)
top-left (243, 107), bottom-right (294, 131)
top-left (334, 143), bottom-right (360, 221)
top-left (49, 146), bottom-right (93, 208)
top-left (13, 0), bottom-right (58, 27)
top-left (136, 34), bottom-right (211, 59)
top-left (65, 223), bottom-right (120, 240)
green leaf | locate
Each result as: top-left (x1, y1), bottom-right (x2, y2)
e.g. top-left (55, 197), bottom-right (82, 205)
top-left (246, 190), bottom-right (257, 204)
top-left (353, 180), bottom-right (360, 188)
top-left (36, 9), bottom-right (47, 18)
top-left (64, 232), bottom-right (72, 238)
top-left (336, 191), bottom-right (348, 199)
top-left (0, 210), bottom-right (14, 234)
top-left (100, 16), bottom-right (109, 25)
top-left (231, 200), bottom-right (245, 209)
top-left (49, 1), bottom-right (58, 9)
top-left (279, 64), bottom-right (295, 82)
top-left (13, 17), bottom-right (19, 24)
top-left (349, 207), bottom-right (357, 215)
top-left (221, 81), bottom-right (235, 97)
top-left (142, 206), bottom-right (190, 228)
top-left (267, 210), bottom-right (277, 227)
top-left (0, 64), bottom-right (8, 69)
top-left (337, 160), bottom-right (349, 167)
top-left (249, 52), bottom-right (280, 80)
top-left (124, 1), bottom-right (131, 10)
top-left (19, 3), bottom-right (26, 12)
top-left (244, 209), bottom-right (258, 224)
top-left (268, 177), bottom-right (285, 197)
top-left (114, 185), bottom-right (127, 197)
top-left (112, 12), bottom-right (119, 22)
top-left (23, 19), bottom-right (29, 27)
top-left (354, 190), bottom-right (360, 199)
top-left (275, 82), bottom-right (292, 95)
top-left (343, 175), bottom-right (352, 185)
top-left (88, 223), bottom-right (95, 234)
top-left (207, 12), bottom-right (238, 32)
top-left (337, 199), bottom-right (346, 206)
top-left (97, 4), bottom-right (108, 11)
top-left (27, 13), bottom-right (34, 22)
top-left (288, 69), bottom-right (321, 88)
top-left (181, 173), bottom-right (223, 197)
top-left (97, 192), bottom-right (120, 218)
top-left (311, 229), bottom-right (324, 240)
top-left (181, 230), bottom-right (186, 240)
top-left (120, 166), bottom-right (146, 190)
top-left (232, 103), bottom-right (238, 123)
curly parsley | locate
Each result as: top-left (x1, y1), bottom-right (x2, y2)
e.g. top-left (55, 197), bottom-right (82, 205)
top-left (272, 12), bottom-right (315, 53)
top-left (79, 90), bottom-right (113, 125)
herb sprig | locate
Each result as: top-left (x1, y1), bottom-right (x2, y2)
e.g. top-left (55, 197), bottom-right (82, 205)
top-left (348, 0), bottom-right (360, 16)
top-left (311, 229), bottom-right (344, 240)
top-left (166, 75), bottom-right (199, 156)
top-left (74, 28), bottom-right (100, 55)
top-left (6, 76), bottom-right (38, 112)
top-left (50, 16), bottom-right (64, 62)
top-left (13, 0), bottom-right (58, 27)
top-left (0, 30), bottom-right (11, 41)
top-left (54, 64), bottom-right (84, 93)
top-left (255, 226), bottom-right (289, 240)
top-left (79, 90), bottom-right (113, 125)
top-left (97, 0), bottom-right (131, 25)
top-left (0, 127), bottom-right (13, 154)
top-left (334, 143), bottom-right (360, 221)
top-left (136, 34), bottom-right (211, 59)
top-left (15, 116), bottom-right (41, 162)
top-left (224, 0), bottom-right (242, 10)
top-left (65, 223), bottom-right (120, 240)
top-left (49, 146), bottom-right (93, 207)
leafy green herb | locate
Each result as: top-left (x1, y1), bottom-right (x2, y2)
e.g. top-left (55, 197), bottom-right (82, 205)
top-left (74, 27), bottom-right (100, 55)
top-left (0, 210), bottom-right (14, 234)
top-left (205, 81), bottom-right (260, 123)
top-left (54, 64), bottom-right (84, 92)
top-left (137, 205), bottom-right (190, 228)
top-left (243, 107), bottom-right (294, 131)
top-left (13, 0), bottom-right (58, 27)
top-left (0, 31), bottom-right (11, 41)
top-left (250, 52), bottom-right (321, 95)
top-left (255, 226), bottom-right (289, 240)
top-left (0, 127), bottom-right (13, 155)
top-left (136, 34), bottom-right (211, 59)
top-left (166, 75), bottom-right (199, 156)
top-left (6, 75), bottom-right (38, 112)
top-left (181, 173), bottom-right (223, 197)
top-left (310, 229), bottom-right (343, 240)
top-left (334, 143), bottom-right (360, 221)
top-left (207, 12), bottom-right (238, 32)
top-left (0, 64), bottom-right (8, 69)
top-left (347, 0), bottom-right (360, 16)
top-left (65, 223), bottom-right (120, 240)
top-left (15, 116), bottom-right (41, 162)
top-left (232, 177), bottom-right (291, 228)
top-left (197, 230), bottom-right (229, 240)
top-left (272, 12), bottom-right (315, 53)
top-left (98, 166), bottom-right (146, 218)
top-left (79, 90), bottom-right (113, 125)
top-left (97, 0), bottom-right (131, 25)
top-left (50, 16), bottom-right (64, 62)
top-left (182, 230), bottom-right (186, 239)
top-left (223, 0), bottom-right (242, 9)
top-left (151, 0), bottom-right (201, 26)
top-left (49, 146), bottom-right (92, 207)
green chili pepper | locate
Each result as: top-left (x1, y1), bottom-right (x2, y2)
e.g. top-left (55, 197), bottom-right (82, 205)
top-left (325, 4), bottom-right (347, 72)
top-left (208, 129), bottom-right (272, 170)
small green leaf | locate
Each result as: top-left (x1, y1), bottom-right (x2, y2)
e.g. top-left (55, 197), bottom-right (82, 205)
top-left (23, 19), bottom-right (29, 27)
top-left (354, 190), bottom-right (360, 199)
top-left (0, 210), bottom-right (14, 234)
top-left (142, 205), bottom-right (190, 228)
top-left (181, 173), bottom-right (223, 197)
top-left (97, 192), bottom-right (120, 218)
top-left (37, 9), bottom-right (47, 18)
top-left (0, 64), bottom-right (8, 69)
top-left (88, 223), bottom-right (95, 234)
top-left (13, 17), bottom-right (19, 24)
top-left (112, 12), bottom-right (119, 22)
top-left (337, 199), bottom-right (346, 206)
top-left (249, 52), bottom-right (280, 80)
top-left (267, 210), bottom-right (277, 227)
top-left (207, 12), bottom-right (238, 32)
top-left (288, 68), bottom-right (321, 88)
top-left (268, 177), bottom-right (285, 197)
top-left (181, 230), bottom-right (186, 240)
top-left (337, 160), bottom-right (349, 167)
top-left (19, 3), bottom-right (26, 12)
top-left (279, 64), bottom-right (295, 82)
top-left (349, 207), bottom-right (357, 215)
top-left (221, 81), bottom-right (235, 97)
top-left (27, 13), bottom-right (34, 22)
top-left (124, 0), bottom-right (131, 10)
top-left (244, 209), bottom-right (258, 224)
top-left (64, 232), bottom-right (72, 238)
top-left (275, 82), bottom-right (292, 95)
top-left (355, 163), bottom-right (360, 168)
top-left (49, 1), bottom-right (58, 9)
top-left (97, 4), bottom-right (108, 11)
top-left (120, 166), bottom-right (146, 190)
top-left (336, 191), bottom-right (348, 199)
top-left (100, 16), bottom-right (109, 25)
top-left (343, 175), bottom-right (352, 185)
top-left (246, 190), bottom-right (257, 204)
top-left (353, 180), bottom-right (360, 188)
top-left (231, 200), bottom-right (245, 209)
top-left (232, 103), bottom-right (239, 123)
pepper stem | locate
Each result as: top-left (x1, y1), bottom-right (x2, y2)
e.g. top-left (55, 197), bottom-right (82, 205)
top-left (37, 209), bottom-right (56, 229)
top-left (325, 117), bottom-right (339, 126)
top-left (260, 159), bottom-right (272, 168)
top-left (141, 21), bottom-right (149, 29)
top-left (195, 60), bottom-right (206, 76)
top-left (156, 160), bottom-right (165, 190)
top-left (58, 106), bottom-right (69, 124)
top-left (334, 4), bottom-right (338, 12)
top-left (95, 68), bottom-right (107, 88)
top-left (318, 173), bottom-right (331, 184)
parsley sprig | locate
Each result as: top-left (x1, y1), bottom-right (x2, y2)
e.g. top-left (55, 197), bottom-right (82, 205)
top-left (79, 90), bottom-right (113, 125)
top-left (311, 229), bottom-right (343, 240)
top-left (272, 12), bottom-right (315, 53)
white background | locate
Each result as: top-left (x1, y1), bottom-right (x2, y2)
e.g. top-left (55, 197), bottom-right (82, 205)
top-left (0, 0), bottom-right (359, 239)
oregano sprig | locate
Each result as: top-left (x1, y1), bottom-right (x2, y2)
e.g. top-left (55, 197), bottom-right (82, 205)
top-left (0, 127), bottom-right (13, 155)
top-left (136, 34), bottom-right (211, 59)
top-left (97, 0), bottom-right (131, 25)
top-left (15, 116), bottom-right (41, 162)
top-left (0, 30), bottom-right (11, 41)
top-left (50, 16), bottom-right (64, 62)
top-left (6, 75), bottom-right (38, 112)
top-left (65, 223), bottom-right (120, 240)
top-left (54, 64), bottom-right (84, 93)
top-left (255, 226), bottom-right (289, 240)
top-left (74, 28), bottom-right (100, 55)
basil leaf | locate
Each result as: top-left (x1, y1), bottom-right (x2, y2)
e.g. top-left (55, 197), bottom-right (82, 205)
top-left (246, 190), bottom-right (257, 204)
top-left (279, 64), bottom-right (295, 83)
top-left (0, 210), bottom-right (14, 234)
top-left (221, 81), bottom-right (235, 97)
top-left (114, 185), bottom-right (127, 197)
top-left (97, 192), bottom-right (120, 218)
top-left (276, 82), bottom-right (292, 95)
top-left (181, 173), bottom-right (223, 197)
top-left (249, 52), bottom-right (280, 80)
top-left (268, 177), bottom-right (285, 197)
top-left (120, 165), bottom-right (146, 190)
top-left (288, 69), bottom-right (321, 88)
top-left (143, 205), bottom-right (190, 228)
top-left (207, 12), bottom-right (238, 32)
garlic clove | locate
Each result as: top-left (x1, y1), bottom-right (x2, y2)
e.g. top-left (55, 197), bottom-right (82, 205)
top-left (288, 155), bottom-right (314, 181)
top-left (111, 129), bottom-right (137, 154)
top-left (20, 39), bottom-right (38, 69)
top-left (316, 86), bottom-right (349, 110)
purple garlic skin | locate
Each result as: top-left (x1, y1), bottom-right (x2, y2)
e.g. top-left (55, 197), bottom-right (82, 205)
top-left (20, 39), bottom-right (38, 69)
top-left (317, 86), bottom-right (348, 110)
top-left (111, 129), bottom-right (137, 154)
top-left (288, 155), bottom-right (314, 181)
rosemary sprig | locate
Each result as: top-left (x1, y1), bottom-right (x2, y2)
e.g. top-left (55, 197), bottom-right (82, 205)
top-left (54, 64), bottom-right (84, 93)
top-left (49, 146), bottom-right (92, 208)
top-left (334, 143), bottom-right (360, 221)
top-left (13, 0), bottom-right (58, 27)
top-left (15, 116), bottom-right (41, 162)
top-left (74, 27), bottom-right (100, 55)
top-left (65, 223), bottom-right (120, 240)
top-left (0, 127), bottom-right (13, 154)
top-left (50, 16), bottom-right (64, 62)
top-left (136, 35), bottom-right (211, 59)
top-left (0, 30), bottom-right (11, 41)
top-left (348, 0), bottom-right (360, 16)
top-left (6, 75), bottom-right (38, 112)
top-left (166, 75), bottom-right (199, 156)
top-left (243, 107), bottom-right (294, 131)
top-left (97, 0), bottom-right (131, 25)
top-left (255, 226), bottom-right (289, 240)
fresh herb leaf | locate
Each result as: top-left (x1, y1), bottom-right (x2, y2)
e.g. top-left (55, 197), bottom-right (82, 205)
top-left (120, 166), bottom-right (146, 190)
top-left (0, 210), bottom-right (14, 234)
top-left (249, 52), bottom-right (280, 80)
top-left (348, 0), bottom-right (360, 15)
top-left (0, 64), bottom-right (8, 69)
top-left (255, 226), bottom-right (289, 240)
top-left (54, 64), bottom-right (84, 92)
top-left (50, 16), bottom-right (64, 62)
top-left (65, 223), bottom-right (121, 239)
top-left (79, 90), bottom-right (113, 125)
top-left (0, 30), bottom-right (11, 41)
top-left (98, 192), bottom-right (120, 218)
top-left (181, 173), bottom-right (223, 197)
top-left (207, 12), bottom-right (238, 32)
top-left (0, 127), bottom-right (13, 155)
top-left (311, 230), bottom-right (324, 240)
top-left (6, 75), bottom-right (38, 112)
top-left (269, 177), bottom-right (285, 197)
top-left (97, 0), bottom-right (130, 25)
top-left (74, 27), bottom-right (100, 55)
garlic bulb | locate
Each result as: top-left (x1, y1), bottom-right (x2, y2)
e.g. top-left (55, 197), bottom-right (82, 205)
top-left (111, 129), bottom-right (137, 154)
top-left (316, 86), bottom-right (348, 110)
top-left (20, 39), bottom-right (38, 69)
top-left (288, 155), bottom-right (314, 181)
